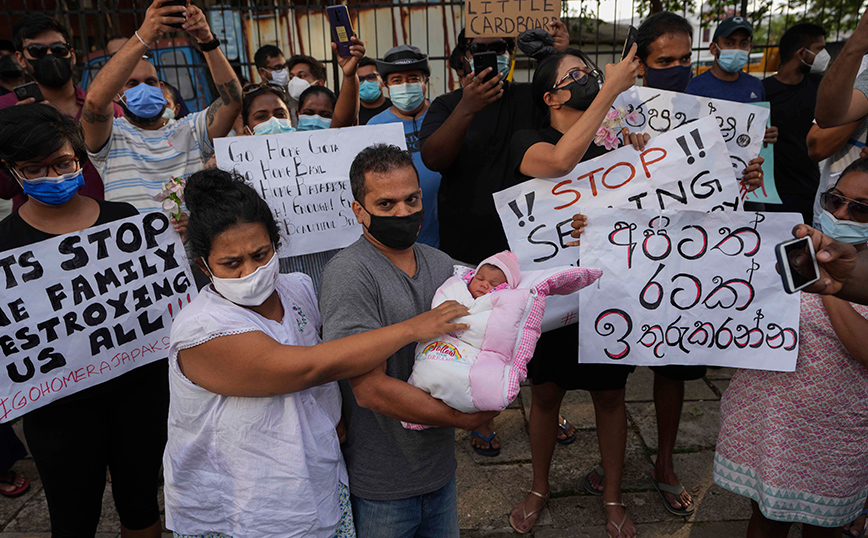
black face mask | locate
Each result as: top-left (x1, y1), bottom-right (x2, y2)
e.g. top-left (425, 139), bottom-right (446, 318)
top-left (27, 55), bottom-right (73, 88)
top-left (643, 65), bottom-right (693, 93)
top-left (0, 55), bottom-right (23, 79)
top-left (562, 75), bottom-right (602, 111)
top-left (363, 206), bottom-right (425, 250)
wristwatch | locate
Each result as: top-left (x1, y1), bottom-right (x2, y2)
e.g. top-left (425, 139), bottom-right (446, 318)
top-left (199, 37), bottom-right (221, 52)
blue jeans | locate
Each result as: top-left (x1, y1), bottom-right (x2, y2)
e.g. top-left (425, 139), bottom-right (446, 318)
top-left (351, 475), bottom-right (459, 538)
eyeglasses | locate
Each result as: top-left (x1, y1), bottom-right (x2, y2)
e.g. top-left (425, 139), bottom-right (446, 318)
top-left (821, 190), bottom-right (868, 223)
top-left (553, 67), bottom-right (597, 89)
top-left (468, 41), bottom-right (510, 55)
top-left (358, 73), bottom-right (380, 82)
top-left (25, 42), bottom-right (72, 59)
top-left (15, 157), bottom-right (80, 180)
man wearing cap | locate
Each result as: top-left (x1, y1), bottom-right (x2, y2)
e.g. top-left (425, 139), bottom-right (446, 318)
top-left (367, 45), bottom-right (441, 248)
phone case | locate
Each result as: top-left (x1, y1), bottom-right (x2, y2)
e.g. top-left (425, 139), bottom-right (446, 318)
top-left (474, 51), bottom-right (498, 83)
top-left (774, 238), bottom-right (819, 294)
top-left (327, 6), bottom-right (355, 57)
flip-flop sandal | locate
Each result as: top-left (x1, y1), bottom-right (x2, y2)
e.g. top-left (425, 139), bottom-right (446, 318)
top-left (582, 464), bottom-right (605, 496)
top-left (0, 471), bottom-right (30, 498)
top-left (649, 473), bottom-right (695, 516)
top-left (843, 508), bottom-right (868, 537)
top-left (556, 415), bottom-right (576, 445)
top-left (470, 430), bottom-right (501, 457)
top-left (509, 489), bottom-right (548, 534)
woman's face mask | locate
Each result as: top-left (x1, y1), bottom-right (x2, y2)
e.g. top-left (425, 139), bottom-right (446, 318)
top-left (297, 114), bottom-right (331, 131)
top-left (252, 116), bottom-right (296, 135)
top-left (14, 168), bottom-right (84, 206)
top-left (205, 249), bottom-right (279, 307)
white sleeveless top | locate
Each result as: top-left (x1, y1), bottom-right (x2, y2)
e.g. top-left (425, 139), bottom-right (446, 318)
top-left (163, 274), bottom-right (347, 537)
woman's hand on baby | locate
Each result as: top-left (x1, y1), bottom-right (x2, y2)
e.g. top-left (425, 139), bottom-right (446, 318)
top-left (408, 300), bottom-right (470, 341)
top-left (566, 213), bottom-right (588, 247)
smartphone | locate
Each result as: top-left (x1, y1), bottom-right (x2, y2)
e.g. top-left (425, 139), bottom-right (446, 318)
top-left (326, 5), bottom-right (355, 58)
top-left (622, 25), bottom-right (638, 60)
top-left (162, 0), bottom-right (187, 30)
top-left (474, 51), bottom-right (498, 83)
top-left (775, 237), bottom-right (820, 294)
top-left (14, 82), bottom-right (44, 103)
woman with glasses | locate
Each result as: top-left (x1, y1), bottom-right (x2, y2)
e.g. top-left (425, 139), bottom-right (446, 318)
top-left (712, 157), bottom-right (868, 538)
top-left (0, 103), bottom-right (169, 537)
top-left (507, 47), bottom-right (643, 537)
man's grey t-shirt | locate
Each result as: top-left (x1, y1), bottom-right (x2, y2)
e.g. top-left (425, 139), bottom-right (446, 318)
top-left (319, 237), bottom-right (456, 500)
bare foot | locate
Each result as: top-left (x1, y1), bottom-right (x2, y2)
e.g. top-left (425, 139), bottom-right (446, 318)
top-left (0, 471), bottom-right (26, 494)
top-left (587, 467), bottom-right (604, 494)
top-left (470, 419), bottom-right (500, 451)
top-left (556, 415), bottom-right (576, 442)
top-left (605, 502), bottom-right (637, 538)
top-left (510, 490), bottom-right (548, 533)
top-left (843, 511), bottom-right (868, 537)
top-left (653, 466), bottom-right (692, 511)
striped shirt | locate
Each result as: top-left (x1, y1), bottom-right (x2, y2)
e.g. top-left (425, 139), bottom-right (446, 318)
top-left (89, 111), bottom-right (213, 213)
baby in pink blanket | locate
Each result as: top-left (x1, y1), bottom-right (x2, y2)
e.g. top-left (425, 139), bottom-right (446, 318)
top-left (465, 252), bottom-right (519, 299)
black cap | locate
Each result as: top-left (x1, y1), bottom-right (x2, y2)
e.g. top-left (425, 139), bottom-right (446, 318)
top-left (375, 45), bottom-right (430, 78)
top-left (713, 16), bottom-right (753, 41)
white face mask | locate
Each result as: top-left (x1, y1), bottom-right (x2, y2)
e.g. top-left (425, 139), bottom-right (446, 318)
top-left (205, 250), bottom-right (279, 306)
top-left (287, 76), bottom-right (311, 101)
top-left (270, 68), bottom-right (289, 87)
top-left (803, 48), bottom-right (831, 74)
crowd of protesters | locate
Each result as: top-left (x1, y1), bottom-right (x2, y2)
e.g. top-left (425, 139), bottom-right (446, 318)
top-left (1, 2), bottom-right (868, 537)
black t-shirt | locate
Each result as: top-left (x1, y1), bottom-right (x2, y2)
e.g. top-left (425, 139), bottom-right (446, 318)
top-left (359, 98), bottom-right (392, 125)
top-left (419, 82), bottom-right (545, 265)
top-left (509, 124), bottom-right (609, 184)
top-left (762, 74), bottom-right (821, 196)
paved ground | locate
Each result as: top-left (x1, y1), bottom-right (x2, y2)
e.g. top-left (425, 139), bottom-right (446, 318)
top-left (0, 367), bottom-right (804, 537)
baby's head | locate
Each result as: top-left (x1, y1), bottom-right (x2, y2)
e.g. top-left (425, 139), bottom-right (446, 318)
top-left (467, 251), bottom-right (521, 299)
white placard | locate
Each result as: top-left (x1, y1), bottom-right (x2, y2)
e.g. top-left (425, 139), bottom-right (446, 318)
top-left (578, 208), bottom-right (801, 371)
top-left (214, 124), bottom-right (407, 257)
top-left (0, 213), bottom-right (196, 421)
top-left (613, 86), bottom-right (769, 183)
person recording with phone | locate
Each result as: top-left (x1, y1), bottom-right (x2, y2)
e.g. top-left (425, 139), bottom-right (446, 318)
top-left (0, 15), bottom-right (124, 210)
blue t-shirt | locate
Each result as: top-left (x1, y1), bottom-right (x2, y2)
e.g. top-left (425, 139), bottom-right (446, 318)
top-left (685, 70), bottom-right (766, 103)
top-left (368, 107), bottom-right (441, 248)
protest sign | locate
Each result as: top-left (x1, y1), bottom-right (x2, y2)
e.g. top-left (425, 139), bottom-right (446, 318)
top-left (612, 87), bottom-right (769, 185)
top-left (215, 124), bottom-right (407, 257)
top-left (465, 0), bottom-right (560, 37)
top-left (743, 102), bottom-right (782, 205)
top-left (578, 208), bottom-right (801, 371)
top-left (0, 213), bottom-right (195, 422)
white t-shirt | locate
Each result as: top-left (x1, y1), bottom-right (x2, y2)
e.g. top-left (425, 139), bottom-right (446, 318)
top-left (89, 111), bottom-right (213, 213)
top-left (164, 273), bottom-right (347, 537)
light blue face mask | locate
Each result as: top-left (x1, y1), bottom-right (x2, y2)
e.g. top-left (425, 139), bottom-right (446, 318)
top-left (297, 114), bottom-right (331, 131)
top-left (359, 80), bottom-right (382, 103)
top-left (818, 210), bottom-right (868, 245)
top-left (18, 169), bottom-right (84, 206)
top-left (122, 82), bottom-right (167, 119)
top-left (389, 82), bottom-right (425, 113)
top-left (252, 116), bottom-right (296, 135)
top-left (496, 53), bottom-right (511, 78)
top-left (717, 49), bottom-right (750, 73)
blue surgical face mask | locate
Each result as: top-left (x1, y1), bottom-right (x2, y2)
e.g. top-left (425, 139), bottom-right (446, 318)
top-left (122, 82), bottom-right (168, 120)
top-left (360, 80), bottom-right (382, 103)
top-left (389, 82), bottom-right (425, 113)
top-left (252, 116), bottom-right (296, 135)
top-left (644, 64), bottom-right (693, 92)
top-left (497, 53), bottom-right (511, 78)
top-left (297, 114), bottom-right (331, 131)
top-left (716, 48), bottom-right (750, 73)
top-left (818, 210), bottom-right (868, 245)
top-left (17, 169), bottom-right (85, 206)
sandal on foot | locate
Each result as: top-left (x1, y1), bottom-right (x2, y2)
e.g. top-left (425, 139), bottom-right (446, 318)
top-left (0, 471), bottom-right (29, 498)
top-left (605, 501), bottom-right (633, 538)
top-left (844, 508), bottom-right (868, 537)
top-left (509, 490), bottom-right (548, 534)
top-left (648, 473), bottom-right (694, 516)
top-left (582, 464), bottom-right (605, 496)
top-left (470, 430), bottom-right (501, 457)
top-left (556, 415), bottom-right (576, 445)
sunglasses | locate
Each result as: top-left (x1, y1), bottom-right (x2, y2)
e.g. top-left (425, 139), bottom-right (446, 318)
top-left (468, 41), bottom-right (510, 55)
top-left (25, 42), bottom-right (72, 59)
top-left (821, 190), bottom-right (868, 223)
top-left (553, 67), bottom-right (598, 89)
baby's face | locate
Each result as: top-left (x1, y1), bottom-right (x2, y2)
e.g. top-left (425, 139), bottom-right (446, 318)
top-left (469, 264), bottom-right (507, 298)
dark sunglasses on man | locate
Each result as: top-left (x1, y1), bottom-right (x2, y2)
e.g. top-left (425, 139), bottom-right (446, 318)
top-left (821, 190), bottom-right (868, 223)
top-left (25, 42), bottom-right (73, 59)
top-left (467, 41), bottom-right (510, 56)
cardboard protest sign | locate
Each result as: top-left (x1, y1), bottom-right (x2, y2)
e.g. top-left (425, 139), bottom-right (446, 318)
top-left (215, 124), bottom-right (407, 257)
top-left (743, 102), bottom-right (782, 205)
top-left (612, 87), bottom-right (769, 186)
top-left (0, 213), bottom-right (195, 422)
top-left (578, 208), bottom-right (801, 371)
top-left (465, 0), bottom-right (561, 37)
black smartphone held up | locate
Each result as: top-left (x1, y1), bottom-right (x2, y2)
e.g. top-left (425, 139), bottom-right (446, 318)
top-left (474, 51), bottom-right (498, 83)
top-left (774, 236), bottom-right (821, 294)
top-left (621, 25), bottom-right (638, 60)
top-left (162, 0), bottom-right (187, 30)
top-left (14, 82), bottom-right (44, 103)
top-left (326, 5), bottom-right (356, 58)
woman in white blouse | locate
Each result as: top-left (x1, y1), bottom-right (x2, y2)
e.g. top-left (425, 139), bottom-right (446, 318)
top-left (163, 168), bottom-right (469, 538)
